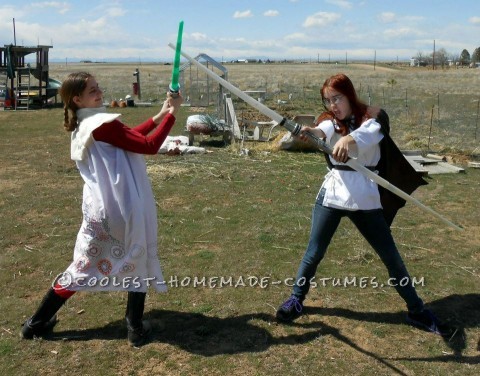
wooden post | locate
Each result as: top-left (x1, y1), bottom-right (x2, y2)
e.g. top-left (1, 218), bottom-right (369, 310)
top-left (405, 89), bottom-right (408, 120)
top-left (428, 105), bottom-right (434, 151)
top-left (475, 99), bottom-right (479, 140)
top-left (433, 40), bottom-right (436, 71)
top-left (437, 92), bottom-right (440, 127)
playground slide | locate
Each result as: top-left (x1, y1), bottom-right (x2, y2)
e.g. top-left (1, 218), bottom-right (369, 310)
top-left (31, 68), bottom-right (62, 98)
top-left (46, 78), bottom-right (62, 98)
top-left (48, 78), bottom-right (62, 88)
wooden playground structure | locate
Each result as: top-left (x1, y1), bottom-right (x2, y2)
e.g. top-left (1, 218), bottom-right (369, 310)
top-left (0, 44), bottom-right (61, 110)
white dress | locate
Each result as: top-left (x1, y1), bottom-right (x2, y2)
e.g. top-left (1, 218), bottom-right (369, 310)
top-left (57, 107), bottom-right (167, 293)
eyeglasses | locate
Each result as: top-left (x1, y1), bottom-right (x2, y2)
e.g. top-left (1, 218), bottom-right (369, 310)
top-left (323, 94), bottom-right (344, 108)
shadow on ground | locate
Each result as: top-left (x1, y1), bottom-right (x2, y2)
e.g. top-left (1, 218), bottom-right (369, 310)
top-left (304, 293), bottom-right (480, 365)
top-left (49, 293), bottom-right (479, 373)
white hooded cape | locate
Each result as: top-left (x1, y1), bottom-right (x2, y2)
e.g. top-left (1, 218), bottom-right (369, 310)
top-left (58, 107), bottom-right (167, 292)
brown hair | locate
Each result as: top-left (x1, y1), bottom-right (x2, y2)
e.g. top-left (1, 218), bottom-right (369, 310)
top-left (59, 72), bottom-right (94, 132)
top-left (320, 73), bottom-right (370, 136)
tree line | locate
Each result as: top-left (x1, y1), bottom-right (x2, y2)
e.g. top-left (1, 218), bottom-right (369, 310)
top-left (414, 46), bottom-right (480, 67)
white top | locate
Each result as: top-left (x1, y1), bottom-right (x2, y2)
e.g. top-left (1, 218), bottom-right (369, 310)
top-left (317, 118), bottom-right (384, 210)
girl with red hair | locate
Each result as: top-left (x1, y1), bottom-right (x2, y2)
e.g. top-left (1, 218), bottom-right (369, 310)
top-left (276, 74), bottom-right (447, 336)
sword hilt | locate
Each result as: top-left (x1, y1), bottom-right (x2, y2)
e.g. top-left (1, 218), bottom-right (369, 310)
top-left (169, 83), bottom-right (180, 98)
top-left (281, 118), bottom-right (333, 155)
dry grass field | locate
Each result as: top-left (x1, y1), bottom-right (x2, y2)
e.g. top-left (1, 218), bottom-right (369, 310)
top-left (0, 61), bottom-right (479, 375)
top-left (47, 60), bottom-right (480, 155)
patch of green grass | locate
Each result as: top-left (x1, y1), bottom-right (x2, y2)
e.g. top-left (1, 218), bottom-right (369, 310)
top-left (0, 340), bottom-right (13, 356)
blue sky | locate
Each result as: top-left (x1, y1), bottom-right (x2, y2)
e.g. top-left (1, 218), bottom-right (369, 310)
top-left (1, 0), bottom-right (479, 62)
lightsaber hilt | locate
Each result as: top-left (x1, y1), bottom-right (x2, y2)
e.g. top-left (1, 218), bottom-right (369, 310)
top-left (169, 83), bottom-right (180, 98)
top-left (281, 118), bottom-right (334, 155)
top-left (280, 118), bottom-right (301, 136)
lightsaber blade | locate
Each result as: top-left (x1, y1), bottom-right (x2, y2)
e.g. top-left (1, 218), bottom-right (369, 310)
top-left (169, 20), bottom-right (184, 95)
top-left (169, 44), bottom-right (463, 231)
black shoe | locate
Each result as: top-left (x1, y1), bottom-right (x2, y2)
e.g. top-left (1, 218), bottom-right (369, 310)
top-left (21, 315), bottom-right (58, 339)
top-left (276, 296), bottom-right (304, 322)
top-left (125, 291), bottom-right (150, 346)
top-left (406, 309), bottom-right (451, 336)
top-left (126, 318), bottom-right (152, 347)
top-left (20, 288), bottom-right (67, 340)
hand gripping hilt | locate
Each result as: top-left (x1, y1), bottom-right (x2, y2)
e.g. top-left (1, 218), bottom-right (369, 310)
top-left (280, 118), bottom-right (333, 155)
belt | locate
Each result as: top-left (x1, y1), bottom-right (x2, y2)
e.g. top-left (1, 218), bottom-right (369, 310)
top-left (332, 165), bottom-right (377, 171)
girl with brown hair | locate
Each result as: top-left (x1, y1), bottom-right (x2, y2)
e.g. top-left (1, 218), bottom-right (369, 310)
top-left (21, 72), bottom-right (183, 346)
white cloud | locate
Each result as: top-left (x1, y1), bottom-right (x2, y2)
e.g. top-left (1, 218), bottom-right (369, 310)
top-left (303, 12), bottom-right (340, 28)
top-left (0, 5), bottom-right (24, 24)
top-left (284, 32), bottom-right (307, 41)
top-left (383, 27), bottom-right (423, 39)
top-left (11, 16), bottom-right (125, 49)
top-left (233, 10), bottom-right (253, 19)
top-left (403, 16), bottom-right (425, 22)
top-left (189, 32), bottom-right (208, 42)
top-left (264, 10), bottom-right (279, 17)
top-left (326, 0), bottom-right (352, 10)
top-left (377, 12), bottom-right (396, 24)
top-left (105, 7), bottom-right (126, 18)
top-left (31, 2), bottom-right (70, 14)
top-left (469, 16), bottom-right (480, 25)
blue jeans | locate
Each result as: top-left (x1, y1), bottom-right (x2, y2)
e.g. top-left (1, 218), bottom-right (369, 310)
top-left (292, 191), bottom-right (424, 313)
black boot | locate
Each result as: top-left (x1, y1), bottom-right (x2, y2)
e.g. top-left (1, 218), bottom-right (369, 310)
top-left (21, 288), bottom-right (68, 339)
top-left (125, 291), bottom-right (151, 347)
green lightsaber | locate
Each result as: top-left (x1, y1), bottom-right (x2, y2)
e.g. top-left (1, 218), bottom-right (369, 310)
top-left (169, 20), bottom-right (184, 95)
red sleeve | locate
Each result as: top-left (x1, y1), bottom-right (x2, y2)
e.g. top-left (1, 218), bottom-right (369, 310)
top-left (132, 118), bottom-right (157, 135)
top-left (92, 113), bottom-right (176, 154)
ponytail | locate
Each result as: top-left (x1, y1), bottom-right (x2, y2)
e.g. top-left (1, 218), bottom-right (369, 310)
top-left (63, 106), bottom-right (78, 132)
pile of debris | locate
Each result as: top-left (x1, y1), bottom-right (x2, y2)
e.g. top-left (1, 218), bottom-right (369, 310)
top-left (403, 152), bottom-right (465, 175)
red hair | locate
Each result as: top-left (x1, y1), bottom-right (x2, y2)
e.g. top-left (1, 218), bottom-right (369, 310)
top-left (320, 73), bottom-right (370, 135)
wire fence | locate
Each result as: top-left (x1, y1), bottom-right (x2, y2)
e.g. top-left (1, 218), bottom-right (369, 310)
top-left (255, 79), bottom-right (480, 156)
top-left (50, 62), bottom-right (480, 156)
top-left (227, 67), bottom-right (480, 157)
